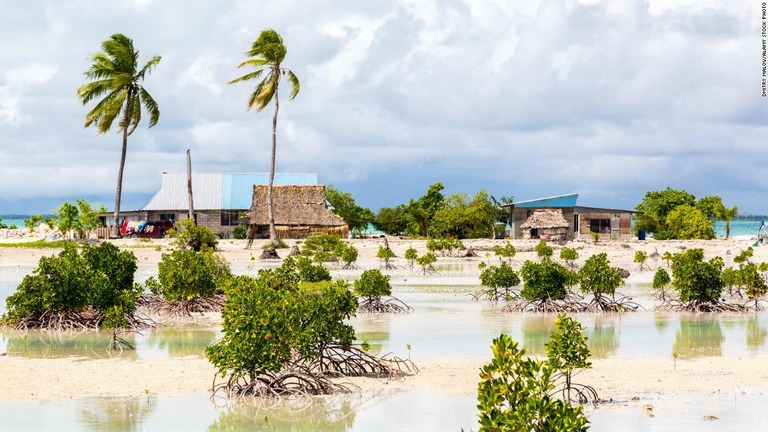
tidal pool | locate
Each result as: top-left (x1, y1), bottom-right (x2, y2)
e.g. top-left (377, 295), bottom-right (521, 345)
top-left (2, 262), bottom-right (768, 430)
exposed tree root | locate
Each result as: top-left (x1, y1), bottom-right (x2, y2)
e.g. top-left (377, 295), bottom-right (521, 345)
top-left (553, 381), bottom-right (599, 405)
top-left (357, 296), bottom-right (413, 314)
top-left (502, 299), bottom-right (585, 313)
top-left (581, 294), bottom-right (642, 312)
top-left (417, 265), bottom-right (437, 275)
top-left (469, 288), bottom-right (520, 302)
top-left (140, 293), bottom-right (225, 317)
top-left (340, 262), bottom-right (359, 270)
top-left (306, 345), bottom-right (418, 378)
top-left (654, 299), bottom-right (746, 312)
top-left (10, 309), bottom-right (154, 331)
top-left (743, 299), bottom-right (768, 311)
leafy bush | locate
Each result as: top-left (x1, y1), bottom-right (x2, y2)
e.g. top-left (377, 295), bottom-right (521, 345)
top-left (337, 243), bottom-right (358, 268)
top-left (416, 252), bottom-right (437, 273)
top-left (232, 225), bottom-right (248, 239)
top-left (354, 269), bottom-right (392, 299)
top-left (560, 247), bottom-right (578, 267)
top-left (738, 262), bottom-right (768, 307)
top-left (425, 237), bottom-right (464, 256)
top-left (404, 246), bottom-right (418, 265)
top-left (205, 263), bottom-right (358, 393)
top-left (479, 262), bottom-right (520, 300)
top-left (476, 334), bottom-right (589, 432)
top-left (493, 243), bottom-right (517, 262)
top-left (295, 256), bottom-right (332, 283)
top-left (173, 219), bottom-right (218, 251)
top-left (546, 314), bottom-right (593, 402)
top-left (653, 267), bottom-right (672, 300)
top-left (670, 249), bottom-right (724, 303)
top-left (302, 233), bottom-right (343, 262)
top-left (520, 258), bottom-right (571, 302)
top-left (261, 238), bottom-right (289, 249)
top-left (146, 249), bottom-right (230, 301)
top-left (578, 253), bottom-right (623, 298)
top-left (4, 243), bottom-right (141, 329)
top-left (534, 240), bottom-right (553, 258)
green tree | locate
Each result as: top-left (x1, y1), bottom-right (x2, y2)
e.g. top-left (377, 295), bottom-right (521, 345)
top-left (76, 198), bottom-right (107, 239)
top-left (353, 269), bottom-right (392, 299)
top-left (172, 219), bottom-right (218, 251)
top-left (476, 334), bottom-right (589, 432)
top-left (634, 250), bottom-right (649, 271)
top-left (578, 253), bottom-right (624, 303)
top-left (665, 205), bottom-right (715, 239)
top-left (377, 245), bottom-right (396, 268)
top-left (634, 187), bottom-right (696, 236)
top-left (229, 29), bottom-right (300, 246)
top-left (545, 314), bottom-right (593, 403)
top-left (416, 252), bottom-right (437, 274)
top-left (695, 195), bottom-right (724, 220)
top-left (652, 267), bottom-right (672, 301)
top-left (404, 246), bottom-right (418, 267)
top-left (670, 249), bottom-right (724, 304)
top-left (494, 242), bottom-right (517, 264)
top-left (374, 206), bottom-right (408, 235)
top-left (325, 185), bottom-right (374, 236)
top-left (147, 249), bottom-right (229, 302)
top-left (479, 262), bottom-right (520, 301)
top-left (77, 34), bottom-right (161, 238)
top-left (405, 183), bottom-right (445, 236)
top-left (520, 259), bottom-right (571, 302)
top-left (53, 202), bottom-right (79, 241)
top-left (302, 234), bottom-right (343, 262)
top-left (738, 262), bottom-right (768, 309)
top-left (430, 190), bottom-right (496, 239)
top-left (535, 240), bottom-right (553, 259)
top-left (720, 205), bottom-right (738, 239)
top-left (560, 247), bottom-right (578, 268)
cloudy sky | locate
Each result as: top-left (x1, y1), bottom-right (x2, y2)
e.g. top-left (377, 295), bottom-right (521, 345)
top-left (0, 0), bottom-right (764, 215)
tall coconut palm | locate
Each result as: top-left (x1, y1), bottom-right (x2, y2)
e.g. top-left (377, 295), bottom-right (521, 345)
top-left (229, 29), bottom-right (300, 247)
top-left (77, 34), bottom-right (161, 238)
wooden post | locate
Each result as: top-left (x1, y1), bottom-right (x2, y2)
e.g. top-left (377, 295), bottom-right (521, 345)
top-left (187, 149), bottom-right (194, 223)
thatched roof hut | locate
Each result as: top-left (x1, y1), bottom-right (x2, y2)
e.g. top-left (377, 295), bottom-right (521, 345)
top-left (519, 209), bottom-right (570, 241)
top-left (242, 185), bottom-right (349, 239)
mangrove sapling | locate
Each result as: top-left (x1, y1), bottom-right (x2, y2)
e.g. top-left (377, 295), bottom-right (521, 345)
top-left (474, 262), bottom-right (520, 302)
top-left (738, 262), bottom-right (768, 310)
top-left (493, 242), bottom-right (517, 265)
top-left (560, 246), bottom-right (579, 269)
top-left (534, 240), bottom-right (554, 259)
top-left (295, 256), bottom-right (332, 283)
top-left (545, 314), bottom-right (598, 404)
top-left (652, 267), bottom-right (673, 304)
top-left (634, 250), bottom-right (651, 271)
top-left (720, 267), bottom-right (743, 299)
top-left (476, 334), bottom-right (589, 432)
top-left (337, 243), bottom-right (359, 270)
top-left (404, 246), bottom-right (418, 268)
top-left (3, 243), bottom-right (150, 332)
top-left (504, 258), bottom-right (582, 313)
top-left (734, 247), bottom-right (754, 264)
top-left (172, 219), bottom-right (219, 252)
top-left (377, 246), bottom-right (396, 269)
top-left (664, 249), bottom-right (743, 312)
top-left (142, 249), bottom-right (231, 316)
top-left (354, 269), bottom-right (412, 313)
top-left (415, 252), bottom-right (437, 275)
top-left (579, 253), bottom-right (640, 312)
top-left (302, 234), bottom-right (343, 263)
top-left (662, 251), bottom-right (673, 268)
top-left (207, 269), bottom-right (411, 398)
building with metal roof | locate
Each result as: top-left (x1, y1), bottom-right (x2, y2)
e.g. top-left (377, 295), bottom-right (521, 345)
top-left (500, 194), bottom-right (639, 241)
top-left (115, 172), bottom-right (319, 236)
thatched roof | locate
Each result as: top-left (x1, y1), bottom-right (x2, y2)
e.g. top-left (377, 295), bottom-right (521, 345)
top-left (242, 185), bottom-right (348, 227)
top-left (520, 209), bottom-right (569, 229)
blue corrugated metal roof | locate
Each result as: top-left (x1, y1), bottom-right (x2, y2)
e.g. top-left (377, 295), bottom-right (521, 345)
top-left (512, 193), bottom-right (579, 208)
top-left (142, 172), bottom-right (319, 211)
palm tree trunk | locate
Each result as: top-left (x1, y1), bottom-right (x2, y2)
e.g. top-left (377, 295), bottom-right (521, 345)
top-left (113, 87), bottom-right (134, 238)
top-left (267, 73), bottom-right (280, 246)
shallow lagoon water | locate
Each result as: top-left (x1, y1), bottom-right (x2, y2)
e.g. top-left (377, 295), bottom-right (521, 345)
top-left (3, 262), bottom-right (768, 429)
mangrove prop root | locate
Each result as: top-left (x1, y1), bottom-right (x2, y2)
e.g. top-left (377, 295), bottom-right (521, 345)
top-left (357, 296), bottom-right (413, 314)
top-left (307, 345), bottom-right (418, 378)
top-left (11, 309), bottom-right (154, 332)
top-left (211, 367), bottom-right (355, 398)
top-left (140, 293), bottom-right (225, 317)
top-left (469, 288), bottom-right (520, 302)
top-left (654, 299), bottom-right (746, 312)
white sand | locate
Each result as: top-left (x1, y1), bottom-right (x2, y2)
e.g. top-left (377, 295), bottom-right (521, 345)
top-left (1, 237), bottom-right (767, 401)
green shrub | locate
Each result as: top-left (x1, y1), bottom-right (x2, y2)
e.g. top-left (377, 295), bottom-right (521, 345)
top-left (426, 237), bottom-right (464, 256)
top-left (534, 240), bottom-right (553, 258)
top-left (479, 262), bottom-right (520, 300)
top-left (173, 219), bottom-right (218, 251)
top-left (493, 243), bottom-right (517, 261)
top-left (261, 238), bottom-right (289, 249)
top-left (520, 258), bottom-right (571, 302)
top-left (476, 334), bottom-right (589, 432)
top-left (578, 253), bottom-right (623, 298)
top-left (653, 267), bottom-right (672, 301)
top-left (670, 249), bottom-right (724, 303)
top-left (546, 314), bottom-right (592, 402)
top-left (232, 225), bottom-right (248, 239)
top-left (295, 256), bottom-right (332, 283)
top-left (404, 246), bottom-right (418, 265)
top-left (4, 243), bottom-right (141, 328)
top-left (416, 252), bottom-right (437, 273)
top-left (147, 249), bottom-right (230, 301)
top-left (560, 247), bottom-right (578, 267)
top-left (302, 234), bottom-right (343, 262)
top-left (354, 269), bottom-right (392, 299)
top-left (338, 243), bottom-right (359, 268)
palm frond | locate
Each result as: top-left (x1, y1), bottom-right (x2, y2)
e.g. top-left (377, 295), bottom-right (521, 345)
top-left (138, 86), bottom-right (160, 128)
top-left (136, 56), bottom-right (162, 81)
top-left (124, 93), bottom-right (142, 136)
top-left (228, 69), bottom-right (265, 85)
top-left (89, 89), bottom-right (126, 134)
top-left (77, 79), bottom-right (117, 105)
top-left (285, 69), bottom-right (300, 100)
top-left (237, 58), bottom-right (270, 69)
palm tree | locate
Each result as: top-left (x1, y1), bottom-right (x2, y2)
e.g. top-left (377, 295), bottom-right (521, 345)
top-left (229, 29), bottom-right (300, 247)
top-left (720, 205), bottom-right (738, 239)
top-left (77, 34), bottom-right (161, 238)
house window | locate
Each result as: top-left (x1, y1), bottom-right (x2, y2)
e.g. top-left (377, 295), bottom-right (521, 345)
top-left (590, 218), bottom-right (611, 234)
top-left (220, 211), bottom-right (241, 226)
top-left (159, 213), bottom-right (176, 222)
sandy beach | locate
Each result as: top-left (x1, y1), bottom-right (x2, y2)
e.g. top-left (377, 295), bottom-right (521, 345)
top-left (1, 236), bottom-right (767, 402)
